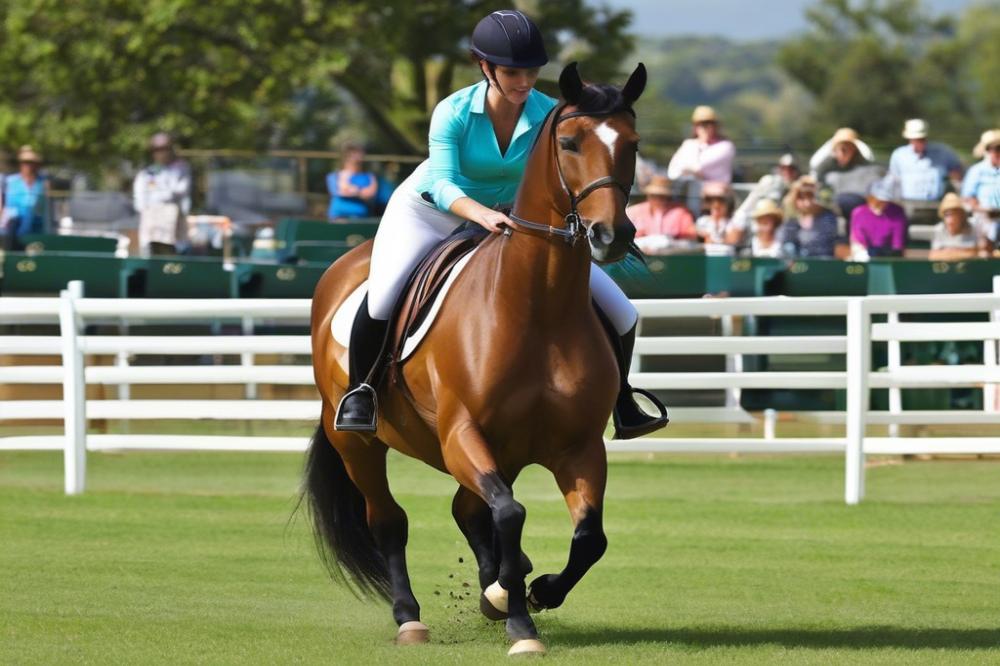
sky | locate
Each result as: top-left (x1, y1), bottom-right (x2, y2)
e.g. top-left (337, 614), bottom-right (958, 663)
top-left (600, 0), bottom-right (979, 39)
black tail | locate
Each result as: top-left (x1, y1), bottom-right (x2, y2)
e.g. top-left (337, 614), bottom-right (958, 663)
top-left (300, 422), bottom-right (390, 600)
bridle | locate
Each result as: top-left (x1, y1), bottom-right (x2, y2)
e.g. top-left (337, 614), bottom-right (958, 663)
top-left (507, 103), bottom-right (634, 245)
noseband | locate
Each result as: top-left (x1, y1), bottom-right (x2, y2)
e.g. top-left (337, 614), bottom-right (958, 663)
top-left (508, 104), bottom-right (634, 245)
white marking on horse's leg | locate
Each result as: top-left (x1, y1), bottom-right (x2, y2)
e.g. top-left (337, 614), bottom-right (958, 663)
top-left (595, 122), bottom-right (619, 157)
top-left (483, 580), bottom-right (509, 613)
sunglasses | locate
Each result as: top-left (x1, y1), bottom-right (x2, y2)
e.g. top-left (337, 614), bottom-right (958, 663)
top-left (988, 145), bottom-right (1000, 154)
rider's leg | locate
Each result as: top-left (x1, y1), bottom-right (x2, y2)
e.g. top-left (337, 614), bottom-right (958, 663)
top-left (335, 190), bottom-right (459, 431)
top-left (589, 265), bottom-right (669, 439)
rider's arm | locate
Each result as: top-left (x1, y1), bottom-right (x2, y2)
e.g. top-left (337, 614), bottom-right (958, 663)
top-left (448, 196), bottom-right (506, 233)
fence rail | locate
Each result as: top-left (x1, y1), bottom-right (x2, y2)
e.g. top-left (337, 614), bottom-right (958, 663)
top-left (2, 279), bottom-right (999, 503)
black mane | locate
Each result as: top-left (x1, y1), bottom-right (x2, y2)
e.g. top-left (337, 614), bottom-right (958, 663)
top-left (574, 82), bottom-right (633, 117)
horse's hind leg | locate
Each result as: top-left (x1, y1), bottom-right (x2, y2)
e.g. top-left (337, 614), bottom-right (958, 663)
top-left (528, 439), bottom-right (608, 612)
top-left (332, 427), bottom-right (426, 644)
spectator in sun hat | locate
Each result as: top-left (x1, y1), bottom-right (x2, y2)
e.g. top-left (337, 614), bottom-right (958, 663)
top-left (962, 129), bottom-right (1000, 214)
top-left (667, 105), bottom-right (736, 184)
top-left (695, 181), bottom-right (743, 250)
top-left (850, 176), bottom-right (908, 260)
top-left (0, 145), bottom-right (50, 249)
top-left (732, 152), bottom-right (801, 229)
top-left (133, 132), bottom-right (192, 255)
top-left (929, 193), bottom-right (980, 260)
top-left (812, 127), bottom-right (883, 225)
top-left (889, 119), bottom-right (963, 202)
top-left (747, 198), bottom-right (785, 258)
top-left (780, 175), bottom-right (840, 259)
top-left (627, 174), bottom-right (697, 255)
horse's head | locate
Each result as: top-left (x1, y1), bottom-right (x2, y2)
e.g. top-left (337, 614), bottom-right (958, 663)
top-left (554, 62), bottom-right (646, 263)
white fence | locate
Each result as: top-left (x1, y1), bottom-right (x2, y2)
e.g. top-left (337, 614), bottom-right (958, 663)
top-left (2, 280), bottom-right (1000, 504)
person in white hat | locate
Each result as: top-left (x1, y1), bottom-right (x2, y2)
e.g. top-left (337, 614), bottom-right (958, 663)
top-left (748, 199), bottom-right (785, 258)
top-left (626, 174), bottom-right (697, 255)
top-left (133, 132), bottom-right (192, 254)
top-left (732, 152), bottom-right (800, 229)
top-left (888, 119), bottom-right (963, 202)
top-left (962, 129), bottom-right (1000, 214)
top-left (666, 106), bottom-right (736, 184)
top-left (928, 193), bottom-right (980, 260)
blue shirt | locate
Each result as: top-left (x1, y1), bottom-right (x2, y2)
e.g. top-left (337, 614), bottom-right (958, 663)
top-left (961, 159), bottom-right (1000, 210)
top-left (3, 173), bottom-right (48, 237)
top-left (409, 81), bottom-right (557, 213)
top-left (327, 170), bottom-right (376, 219)
top-left (888, 142), bottom-right (962, 201)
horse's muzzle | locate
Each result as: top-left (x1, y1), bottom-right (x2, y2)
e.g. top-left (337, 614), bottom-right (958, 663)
top-left (589, 221), bottom-right (634, 264)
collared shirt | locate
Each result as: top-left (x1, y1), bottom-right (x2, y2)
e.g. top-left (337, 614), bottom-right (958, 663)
top-left (889, 142), bottom-right (962, 200)
top-left (850, 202), bottom-right (907, 253)
top-left (133, 160), bottom-right (192, 214)
top-left (409, 81), bottom-right (557, 213)
top-left (626, 200), bottom-right (697, 240)
top-left (2, 173), bottom-right (48, 237)
top-left (961, 158), bottom-right (1000, 210)
top-left (667, 138), bottom-right (735, 183)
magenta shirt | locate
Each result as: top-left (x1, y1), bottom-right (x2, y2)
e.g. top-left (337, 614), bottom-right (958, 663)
top-left (850, 203), bottom-right (907, 252)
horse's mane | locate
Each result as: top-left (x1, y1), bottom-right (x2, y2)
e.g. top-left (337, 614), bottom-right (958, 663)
top-left (573, 82), bottom-right (634, 117)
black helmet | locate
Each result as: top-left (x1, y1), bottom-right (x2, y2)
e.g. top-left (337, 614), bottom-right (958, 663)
top-left (470, 10), bottom-right (548, 68)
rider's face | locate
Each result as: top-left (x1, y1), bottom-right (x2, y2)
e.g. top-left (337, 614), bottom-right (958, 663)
top-left (483, 63), bottom-right (540, 105)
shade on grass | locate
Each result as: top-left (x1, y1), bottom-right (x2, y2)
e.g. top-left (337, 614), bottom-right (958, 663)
top-left (1, 450), bottom-right (999, 664)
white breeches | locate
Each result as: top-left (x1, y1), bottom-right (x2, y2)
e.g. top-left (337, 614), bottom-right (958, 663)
top-left (367, 186), bottom-right (638, 335)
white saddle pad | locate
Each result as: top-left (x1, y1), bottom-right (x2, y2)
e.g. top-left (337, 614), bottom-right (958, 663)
top-left (330, 249), bottom-right (479, 371)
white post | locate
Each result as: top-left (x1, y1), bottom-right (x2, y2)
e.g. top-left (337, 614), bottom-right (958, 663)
top-left (845, 298), bottom-right (870, 505)
top-left (60, 280), bottom-right (87, 495)
top-left (887, 311), bottom-right (902, 437)
top-left (763, 408), bottom-right (777, 440)
top-left (721, 314), bottom-right (742, 409)
top-left (984, 277), bottom-right (1000, 412)
top-left (242, 315), bottom-right (257, 400)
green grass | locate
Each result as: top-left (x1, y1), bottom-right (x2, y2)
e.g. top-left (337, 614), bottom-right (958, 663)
top-left (1, 450), bottom-right (999, 664)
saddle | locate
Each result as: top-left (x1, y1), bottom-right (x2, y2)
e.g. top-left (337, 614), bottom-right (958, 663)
top-left (386, 224), bottom-right (489, 376)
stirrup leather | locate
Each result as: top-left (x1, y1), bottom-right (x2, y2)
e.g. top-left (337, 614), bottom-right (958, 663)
top-left (612, 386), bottom-right (669, 440)
top-left (334, 383), bottom-right (378, 432)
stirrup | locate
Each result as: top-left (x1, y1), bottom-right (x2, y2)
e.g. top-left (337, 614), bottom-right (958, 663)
top-left (334, 383), bottom-right (378, 433)
top-left (612, 387), bottom-right (669, 440)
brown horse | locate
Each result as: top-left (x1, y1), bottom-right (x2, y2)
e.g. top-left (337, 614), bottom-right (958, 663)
top-left (304, 62), bottom-right (646, 656)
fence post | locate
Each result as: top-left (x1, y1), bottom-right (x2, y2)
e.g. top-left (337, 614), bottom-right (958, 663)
top-left (845, 298), bottom-right (870, 505)
top-left (721, 314), bottom-right (742, 409)
top-left (60, 280), bottom-right (87, 495)
top-left (984, 277), bottom-right (1000, 412)
top-left (242, 315), bottom-right (257, 400)
top-left (887, 311), bottom-right (902, 437)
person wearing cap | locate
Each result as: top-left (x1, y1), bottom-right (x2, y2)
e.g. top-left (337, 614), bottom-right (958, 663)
top-left (0, 145), bottom-right (50, 249)
top-left (666, 106), bottom-right (736, 184)
top-left (812, 127), bottom-right (882, 226)
top-left (626, 175), bottom-right (697, 254)
top-left (849, 177), bottom-right (908, 259)
top-left (961, 129), bottom-right (1000, 214)
top-left (133, 132), bottom-right (192, 254)
top-left (327, 142), bottom-right (378, 220)
top-left (694, 182), bottom-right (743, 248)
top-left (732, 153), bottom-right (800, 230)
top-left (888, 119), bottom-right (963, 202)
top-left (929, 193), bottom-right (980, 260)
top-left (779, 176), bottom-right (840, 259)
top-left (748, 199), bottom-right (785, 258)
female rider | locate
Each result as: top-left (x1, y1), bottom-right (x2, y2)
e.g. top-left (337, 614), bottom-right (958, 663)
top-left (336, 9), bottom-right (667, 439)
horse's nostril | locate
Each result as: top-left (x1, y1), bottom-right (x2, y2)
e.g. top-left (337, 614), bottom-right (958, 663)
top-left (589, 223), bottom-right (614, 246)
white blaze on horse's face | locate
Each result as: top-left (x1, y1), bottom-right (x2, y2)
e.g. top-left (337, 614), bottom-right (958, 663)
top-left (594, 122), bottom-right (619, 158)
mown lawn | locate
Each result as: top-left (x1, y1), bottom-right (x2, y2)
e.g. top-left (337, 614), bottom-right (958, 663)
top-left (1, 450), bottom-right (998, 664)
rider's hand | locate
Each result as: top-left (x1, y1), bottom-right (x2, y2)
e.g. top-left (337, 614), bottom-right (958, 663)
top-left (477, 209), bottom-right (512, 234)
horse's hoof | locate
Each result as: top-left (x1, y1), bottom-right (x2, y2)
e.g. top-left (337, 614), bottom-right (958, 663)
top-left (480, 581), bottom-right (508, 621)
top-left (508, 639), bottom-right (546, 656)
top-left (396, 621), bottom-right (429, 645)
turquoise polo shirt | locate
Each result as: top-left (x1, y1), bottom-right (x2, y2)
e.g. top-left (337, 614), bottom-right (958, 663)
top-left (410, 80), bottom-right (557, 213)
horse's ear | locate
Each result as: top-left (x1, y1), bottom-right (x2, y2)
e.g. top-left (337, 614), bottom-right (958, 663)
top-left (559, 62), bottom-right (584, 105)
top-left (622, 63), bottom-right (647, 105)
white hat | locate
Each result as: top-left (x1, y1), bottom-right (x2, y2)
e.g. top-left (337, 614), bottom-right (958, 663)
top-left (902, 119), bottom-right (928, 140)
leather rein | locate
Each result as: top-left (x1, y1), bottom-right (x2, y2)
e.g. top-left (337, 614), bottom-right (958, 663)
top-left (507, 103), bottom-right (634, 246)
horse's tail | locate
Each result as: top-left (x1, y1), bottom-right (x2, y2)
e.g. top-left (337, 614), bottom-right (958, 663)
top-left (300, 422), bottom-right (391, 600)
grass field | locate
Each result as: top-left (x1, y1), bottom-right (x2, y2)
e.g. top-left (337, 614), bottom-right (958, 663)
top-left (2, 449), bottom-right (999, 664)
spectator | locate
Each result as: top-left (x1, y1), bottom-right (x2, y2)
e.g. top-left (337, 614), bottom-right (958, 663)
top-left (627, 175), bottom-right (697, 255)
top-left (1, 146), bottom-right (49, 250)
top-left (667, 106), bottom-right (736, 184)
top-left (695, 182), bottom-right (743, 250)
top-left (733, 152), bottom-right (800, 229)
top-left (134, 132), bottom-right (192, 255)
top-left (748, 199), bottom-right (785, 258)
top-left (780, 176), bottom-right (840, 259)
top-left (327, 142), bottom-right (378, 220)
top-left (962, 129), bottom-right (1000, 214)
top-left (889, 119), bottom-right (963, 201)
top-left (929, 193), bottom-right (980, 260)
top-left (850, 178), bottom-right (908, 260)
top-left (812, 127), bottom-right (882, 224)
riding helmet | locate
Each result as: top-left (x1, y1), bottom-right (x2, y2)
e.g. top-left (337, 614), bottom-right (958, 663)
top-left (470, 10), bottom-right (548, 68)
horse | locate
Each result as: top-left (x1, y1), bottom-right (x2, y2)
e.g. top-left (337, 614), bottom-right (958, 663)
top-left (304, 62), bottom-right (647, 656)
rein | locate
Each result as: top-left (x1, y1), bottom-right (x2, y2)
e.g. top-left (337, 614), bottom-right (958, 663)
top-left (508, 103), bottom-right (634, 246)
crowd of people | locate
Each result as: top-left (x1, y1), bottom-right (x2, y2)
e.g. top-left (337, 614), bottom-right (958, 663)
top-left (630, 109), bottom-right (1000, 261)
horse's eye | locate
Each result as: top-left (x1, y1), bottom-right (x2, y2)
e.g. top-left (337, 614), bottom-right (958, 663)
top-left (558, 137), bottom-right (578, 152)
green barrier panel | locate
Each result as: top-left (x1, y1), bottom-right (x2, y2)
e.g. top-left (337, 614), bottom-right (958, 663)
top-left (604, 254), bottom-right (713, 298)
top-left (275, 218), bottom-right (379, 260)
top-left (0, 252), bottom-right (131, 296)
top-left (868, 259), bottom-right (1000, 295)
top-left (727, 257), bottom-right (784, 297)
top-left (766, 259), bottom-right (869, 296)
top-left (137, 257), bottom-right (236, 298)
top-left (236, 262), bottom-right (329, 299)
top-left (291, 241), bottom-right (354, 265)
top-left (20, 234), bottom-right (118, 255)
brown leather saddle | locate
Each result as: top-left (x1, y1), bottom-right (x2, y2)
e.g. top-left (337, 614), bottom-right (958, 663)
top-left (386, 224), bottom-right (489, 375)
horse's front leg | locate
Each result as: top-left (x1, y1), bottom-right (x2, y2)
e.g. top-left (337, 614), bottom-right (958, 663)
top-left (528, 439), bottom-right (608, 612)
